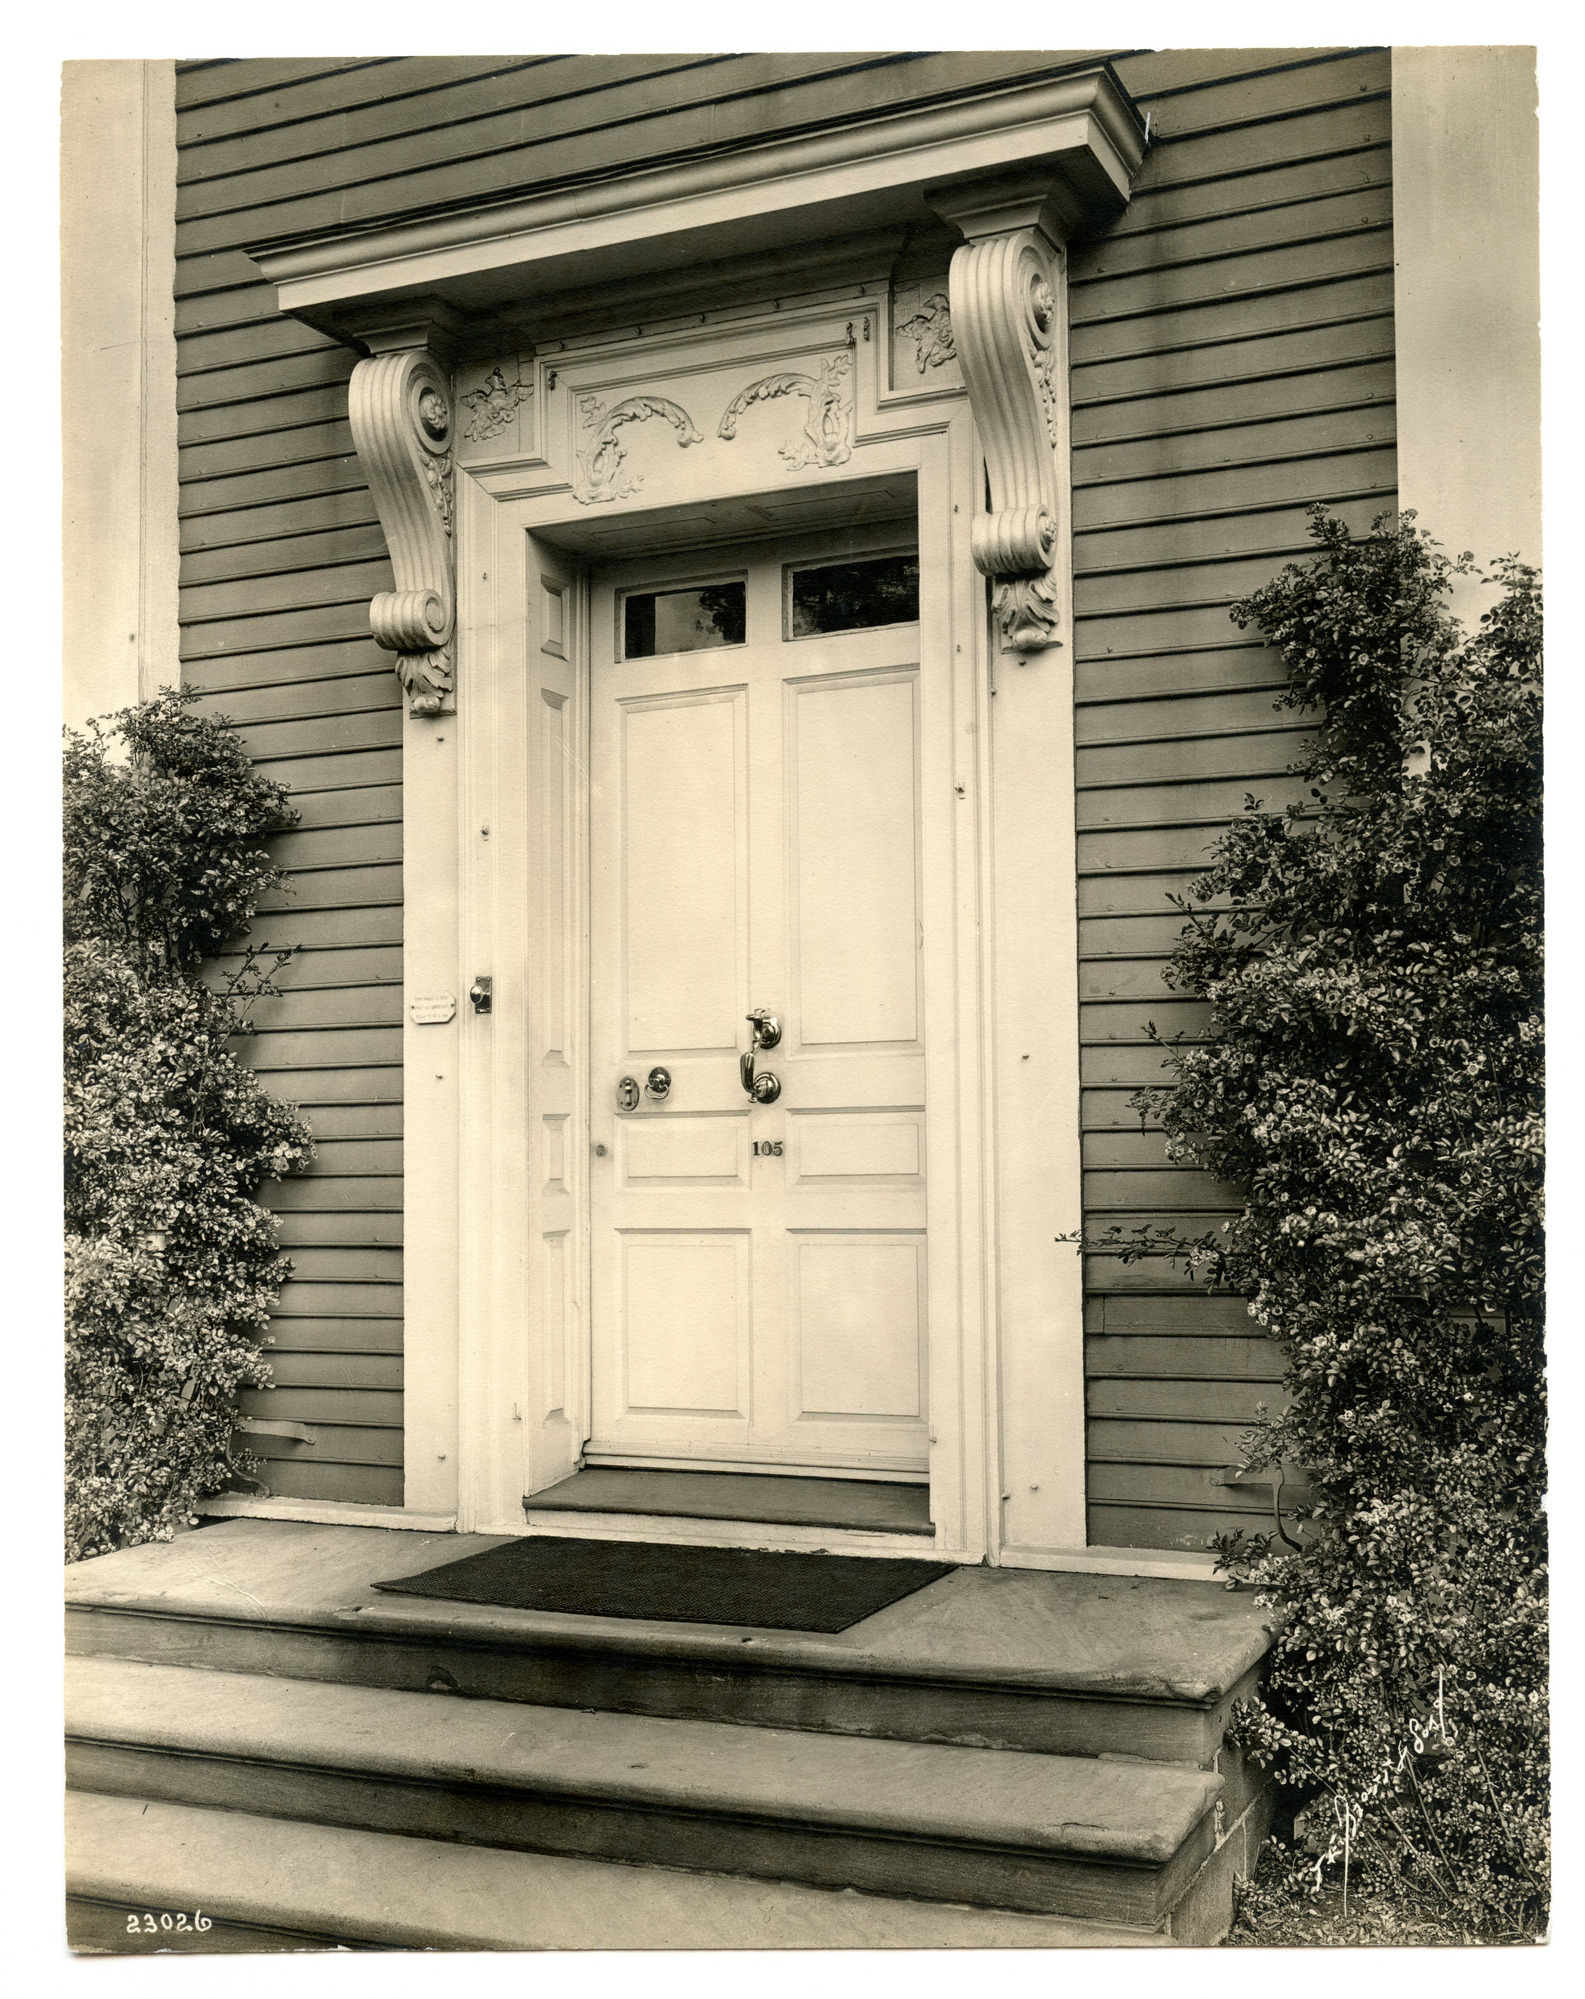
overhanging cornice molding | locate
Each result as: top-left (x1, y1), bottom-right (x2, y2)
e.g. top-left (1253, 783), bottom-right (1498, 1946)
top-left (250, 68), bottom-right (1146, 340)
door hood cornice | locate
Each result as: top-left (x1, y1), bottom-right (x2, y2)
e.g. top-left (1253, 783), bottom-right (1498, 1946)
top-left (248, 66), bottom-right (1146, 349)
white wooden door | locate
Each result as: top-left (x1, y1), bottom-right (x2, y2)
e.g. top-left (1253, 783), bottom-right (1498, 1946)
top-left (587, 540), bottom-right (929, 1477)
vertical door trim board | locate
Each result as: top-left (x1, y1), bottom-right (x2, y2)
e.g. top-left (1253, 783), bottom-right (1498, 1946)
top-left (449, 492), bottom-right (594, 1525)
top-left (454, 466), bottom-right (510, 1528)
top-left (961, 200), bottom-right (1088, 1563)
top-left (398, 507), bottom-right (467, 1517)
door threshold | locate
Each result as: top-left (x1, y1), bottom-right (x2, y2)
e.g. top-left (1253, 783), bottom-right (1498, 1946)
top-left (516, 1510), bottom-right (943, 1562)
top-left (525, 1467), bottom-right (933, 1537)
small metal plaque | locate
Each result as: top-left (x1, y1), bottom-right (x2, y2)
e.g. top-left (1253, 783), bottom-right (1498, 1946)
top-left (410, 993), bottom-right (457, 1025)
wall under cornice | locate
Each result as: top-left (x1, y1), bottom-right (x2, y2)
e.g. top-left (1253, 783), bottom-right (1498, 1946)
top-left (61, 60), bottom-right (180, 732)
top-left (1391, 46), bottom-right (1542, 624)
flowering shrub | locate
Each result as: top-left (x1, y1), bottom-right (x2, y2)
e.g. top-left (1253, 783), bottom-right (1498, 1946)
top-left (65, 690), bottom-right (314, 1561)
top-left (1093, 510), bottom-right (1545, 1938)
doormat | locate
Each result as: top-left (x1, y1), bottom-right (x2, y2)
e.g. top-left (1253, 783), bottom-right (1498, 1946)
top-left (374, 1536), bottom-right (955, 1633)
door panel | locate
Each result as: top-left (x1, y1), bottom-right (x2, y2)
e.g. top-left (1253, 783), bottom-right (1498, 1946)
top-left (622, 691), bottom-right (746, 1053)
top-left (790, 673), bottom-right (921, 1048)
top-left (792, 1234), bottom-right (926, 1420)
top-left (622, 1114), bottom-right (746, 1184)
top-left (792, 1112), bottom-right (923, 1182)
top-left (589, 539), bottom-right (928, 1476)
top-left (621, 1232), bottom-right (751, 1419)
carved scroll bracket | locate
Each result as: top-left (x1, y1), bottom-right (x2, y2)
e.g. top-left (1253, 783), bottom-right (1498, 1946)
top-left (927, 172), bottom-right (1081, 656)
top-left (348, 345), bottom-right (457, 716)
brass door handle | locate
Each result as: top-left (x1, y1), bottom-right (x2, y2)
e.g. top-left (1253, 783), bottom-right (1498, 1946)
top-left (740, 1049), bottom-right (781, 1103)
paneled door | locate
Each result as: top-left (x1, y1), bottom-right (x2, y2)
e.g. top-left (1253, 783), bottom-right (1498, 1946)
top-left (587, 538), bottom-right (929, 1478)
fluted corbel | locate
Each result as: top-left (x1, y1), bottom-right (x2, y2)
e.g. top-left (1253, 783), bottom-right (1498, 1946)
top-left (928, 171), bottom-right (1086, 656)
top-left (347, 325), bottom-right (458, 716)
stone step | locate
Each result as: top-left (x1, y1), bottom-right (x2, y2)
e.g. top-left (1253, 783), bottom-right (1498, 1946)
top-left (67, 1657), bottom-right (1225, 1932)
top-left (67, 1519), bottom-right (1271, 1764)
top-left (68, 1793), bottom-right (1167, 1951)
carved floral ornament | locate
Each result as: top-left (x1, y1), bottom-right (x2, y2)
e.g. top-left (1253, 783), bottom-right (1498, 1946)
top-left (574, 393), bottom-right (703, 504)
top-left (347, 350), bottom-right (457, 715)
top-left (896, 291), bottom-right (956, 372)
top-left (718, 351), bottom-right (854, 468)
top-left (569, 350), bottom-right (855, 505)
top-left (458, 363), bottom-right (533, 444)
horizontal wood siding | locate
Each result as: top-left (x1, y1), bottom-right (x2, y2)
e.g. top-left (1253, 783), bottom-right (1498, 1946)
top-left (174, 49), bottom-right (1391, 1541)
top-left (176, 62), bottom-right (404, 1507)
top-left (1073, 46), bottom-right (1395, 1551)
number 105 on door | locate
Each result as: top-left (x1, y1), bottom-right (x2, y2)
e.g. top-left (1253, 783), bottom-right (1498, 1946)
top-left (752, 1140), bottom-right (784, 1157)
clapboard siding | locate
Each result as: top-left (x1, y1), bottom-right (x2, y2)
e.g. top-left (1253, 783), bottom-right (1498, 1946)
top-left (175, 49), bottom-right (1390, 1539)
top-left (1070, 45), bottom-right (1394, 1551)
top-left (176, 59), bottom-right (406, 1504)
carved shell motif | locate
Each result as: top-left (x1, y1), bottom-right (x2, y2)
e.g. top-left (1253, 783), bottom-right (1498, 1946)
top-left (717, 351), bottom-right (853, 469)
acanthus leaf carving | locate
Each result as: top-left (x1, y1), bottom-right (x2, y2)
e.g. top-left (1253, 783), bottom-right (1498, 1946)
top-left (348, 351), bottom-right (457, 715)
top-left (718, 351), bottom-right (853, 469)
top-left (459, 363), bottom-right (534, 444)
top-left (896, 291), bottom-right (957, 372)
top-left (574, 393), bottom-right (702, 503)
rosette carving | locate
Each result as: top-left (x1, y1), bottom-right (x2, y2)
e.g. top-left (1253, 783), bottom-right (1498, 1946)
top-left (348, 350), bottom-right (457, 714)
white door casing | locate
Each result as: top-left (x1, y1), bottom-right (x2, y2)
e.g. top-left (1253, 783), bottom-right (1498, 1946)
top-left (427, 289), bottom-right (1088, 1562)
top-left (587, 538), bottom-right (930, 1479)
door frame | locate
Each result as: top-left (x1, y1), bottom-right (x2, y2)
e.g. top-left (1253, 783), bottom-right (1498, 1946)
top-left (407, 303), bottom-right (1089, 1565)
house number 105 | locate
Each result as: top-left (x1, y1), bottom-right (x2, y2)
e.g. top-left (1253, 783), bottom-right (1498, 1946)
top-left (752, 1141), bottom-right (784, 1157)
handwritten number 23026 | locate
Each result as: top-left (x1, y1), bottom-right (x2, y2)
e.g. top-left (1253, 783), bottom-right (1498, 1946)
top-left (126, 1912), bottom-right (212, 1933)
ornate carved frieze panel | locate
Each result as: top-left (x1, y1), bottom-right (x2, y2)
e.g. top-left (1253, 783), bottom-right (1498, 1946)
top-left (928, 174), bottom-right (1080, 655)
top-left (574, 393), bottom-right (702, 503)
top-left (718, 351), bottom-right (854, 468)
top-left (347, 348), bottom-right (457, 715)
